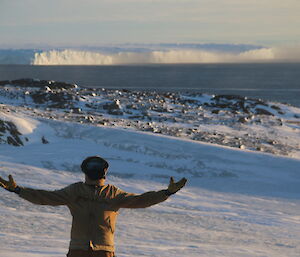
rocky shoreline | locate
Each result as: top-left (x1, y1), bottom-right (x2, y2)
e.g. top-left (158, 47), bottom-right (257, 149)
top-left (0, 79), bottom-right (300, 157)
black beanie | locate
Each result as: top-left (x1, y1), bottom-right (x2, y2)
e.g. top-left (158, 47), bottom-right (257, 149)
top-left (81, 156), bottom-right (109, 180)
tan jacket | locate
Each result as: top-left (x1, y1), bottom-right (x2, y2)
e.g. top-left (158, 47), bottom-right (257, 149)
top-left (19, 182), bottom-right (169, 252)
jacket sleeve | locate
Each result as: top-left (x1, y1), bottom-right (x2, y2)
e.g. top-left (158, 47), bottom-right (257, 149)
top-left (113, 188), bottom-right (169, 209)
top-left (18, 184), bottom-right (76, 206)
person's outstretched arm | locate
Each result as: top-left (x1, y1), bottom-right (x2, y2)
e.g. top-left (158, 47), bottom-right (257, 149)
top-left (113, 177), bottom-right (187, 209)
top-left (0, 174), bottom-right (74, 206)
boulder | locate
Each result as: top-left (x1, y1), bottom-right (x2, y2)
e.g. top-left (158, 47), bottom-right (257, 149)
top-left (255, 108), bottom-right (274, 116)
top-left (0, 119), bottom-right (23, 146)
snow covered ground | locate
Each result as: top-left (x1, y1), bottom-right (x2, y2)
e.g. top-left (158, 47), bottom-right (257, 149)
top-left (0, 107), bottom-right (300, 257)
top-left (1, 79), bottom-right (300, 158)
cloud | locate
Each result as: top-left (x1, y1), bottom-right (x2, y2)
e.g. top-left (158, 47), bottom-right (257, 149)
top-left (0, 0), bottom-right (299, 47)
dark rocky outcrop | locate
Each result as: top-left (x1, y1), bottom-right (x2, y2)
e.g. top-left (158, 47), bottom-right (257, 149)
top-left (0, 80), bottom-right (10, 86)
top-left (0, 119), bottom-right (23, 146)
top-left (41, 136), bottom-right (49, 144)
top-left (102, 100), bottom-right (123, 115)
top-left (30, 90), bottom-right (75, 108)
top-left (255, 108), bottom-right (274, 116)
top-left (8, 78), bottom-right (77, 89)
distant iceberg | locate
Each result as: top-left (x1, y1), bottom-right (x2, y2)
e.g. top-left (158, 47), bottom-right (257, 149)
top-left (0, 44), bottom-right (299, 65)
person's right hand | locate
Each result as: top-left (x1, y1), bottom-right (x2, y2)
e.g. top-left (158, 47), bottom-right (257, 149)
top-left (0, 175), bottom-right (18, 192)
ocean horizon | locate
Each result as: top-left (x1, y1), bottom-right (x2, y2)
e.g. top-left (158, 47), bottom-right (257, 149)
top-left (0, 63), bottom-right (299, 107)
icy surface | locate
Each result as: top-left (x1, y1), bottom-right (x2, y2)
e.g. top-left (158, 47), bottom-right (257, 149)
top-left (0, 109), bottom-right (299, 257)
top-left (0, 81), bottom-right (300, 256)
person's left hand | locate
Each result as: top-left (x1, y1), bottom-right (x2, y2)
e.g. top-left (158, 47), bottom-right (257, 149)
top-left (0, 175), bottom-right (18, 192)
top-left (167, 177), bottom-right (187, 195)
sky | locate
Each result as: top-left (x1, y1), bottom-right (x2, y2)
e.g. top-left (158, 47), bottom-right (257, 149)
top-left (0, 0), bottom-right (300, 48)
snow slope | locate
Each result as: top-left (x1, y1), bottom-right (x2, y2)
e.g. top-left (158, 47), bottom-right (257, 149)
top-left (0, 111), bottom-right (300, 257)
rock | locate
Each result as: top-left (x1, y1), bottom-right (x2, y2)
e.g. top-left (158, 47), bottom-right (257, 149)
top-left (239, 144), bottom-right (246, 150)
top-left (255, 108), bottom-right (274, 116)
top-left (102, 100), bottom-right (123, 115)
top-left (41, 136), bottom-right (49, 144)
top-left (10, 78), bottom-right (37, 87)
top-left (213, 95), bottom-right (246, 101)
top-left (212, 103), bottom-right (230, 109)
top-left (103, 100), bottom-right (121, 111)
top-left (8, 78), bottom-right (77, 89)
top-left (30, 90), bottom-right (74, 108)
top-left (267, 140), bottom-right (277, 145)
top-left (151, 105), bottom-right (168, 112)
top-left (71, 108), bottom-right (82, 114)
top-left (7, 136), bottom-right (21, 146)
top-left (238, 117), bottom-right (248, 123)
top-left (129, 115), bottom-right (143, 119)
top-left (270, 105), bottom-right (281, 111)
top-left (0, 80), bottom-right (10, 86)
top-left (108, 110), bottom-right (123, 115)
top-left (256, 146), bottom-right (263, 151)
top-left (0, 120), bottom-right (23, 146)
top-left (85, 115), bottom-right (95, 122)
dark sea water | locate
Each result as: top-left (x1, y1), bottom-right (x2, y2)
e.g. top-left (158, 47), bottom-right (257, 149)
top-left (0, 63), bottom-right (299, 107)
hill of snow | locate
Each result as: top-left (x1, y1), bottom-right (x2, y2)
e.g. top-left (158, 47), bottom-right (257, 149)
top-left (0, 103), bottom-right (300, 257)
top-left (0, 81), bottom-right (300, 256)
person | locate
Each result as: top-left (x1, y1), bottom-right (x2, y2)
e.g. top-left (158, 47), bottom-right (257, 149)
top-left (0, 155), bottom-right (187, 257)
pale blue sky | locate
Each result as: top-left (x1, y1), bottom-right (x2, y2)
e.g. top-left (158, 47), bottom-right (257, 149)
top-left (0, 0), bottom-right (299, 48)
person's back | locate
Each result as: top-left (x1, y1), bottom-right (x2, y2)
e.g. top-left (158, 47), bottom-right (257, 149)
top-left (0, 155), bottom-right (187, 257)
